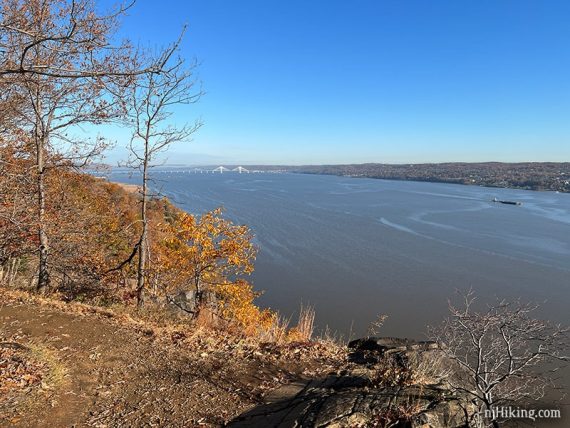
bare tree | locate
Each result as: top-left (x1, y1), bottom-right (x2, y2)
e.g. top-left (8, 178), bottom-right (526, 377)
top-left (123, 39), bottom-right (202, 306)
top-left (0, 0), bottom-right (176, 79)
top-left (0, 0), bottom-right (152, 292)
top-left (429, 291), bottom-right (569, 427)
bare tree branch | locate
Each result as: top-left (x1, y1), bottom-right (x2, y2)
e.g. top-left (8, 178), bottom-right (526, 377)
top-left (429, 290), bottom-right (569, 427)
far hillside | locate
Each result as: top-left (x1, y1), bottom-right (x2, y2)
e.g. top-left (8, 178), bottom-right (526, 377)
top-left (290, 162), bottom-right (570, 192)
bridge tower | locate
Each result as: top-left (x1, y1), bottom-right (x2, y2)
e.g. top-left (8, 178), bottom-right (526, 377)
top-left (212, 166), bottom-right (230, 173)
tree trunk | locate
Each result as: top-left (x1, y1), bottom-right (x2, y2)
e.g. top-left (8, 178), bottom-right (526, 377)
top-left (193, 274), bottom-right (202, 318)
top-left (136, 150), bottom-right (149, 307)
top-left (135, 229), bottom-right (146, 306)
top-left (35, 122), bottom-right (50, 293)
top-left (37, 168), bottom-right (50, 292)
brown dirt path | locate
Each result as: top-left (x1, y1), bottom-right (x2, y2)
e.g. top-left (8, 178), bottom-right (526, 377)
top-left (1, 301), bottom-right (118, 427)
top-left (0, 294), bottom-right (334, 427)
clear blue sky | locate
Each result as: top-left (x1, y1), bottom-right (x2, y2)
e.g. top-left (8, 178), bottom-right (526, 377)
top-left (102, 0), bottom-right (570, 165)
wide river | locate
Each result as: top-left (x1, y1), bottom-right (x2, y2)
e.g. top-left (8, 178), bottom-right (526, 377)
top-left (112, 171), bottom-right (570, 341)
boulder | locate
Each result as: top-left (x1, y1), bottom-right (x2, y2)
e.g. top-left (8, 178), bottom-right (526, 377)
top-left (348, 337), bottom-right (439, 354)
top-left (229, 337), bottom-right (470, 427)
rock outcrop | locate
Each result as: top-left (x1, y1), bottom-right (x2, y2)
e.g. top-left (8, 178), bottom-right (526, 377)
top-left (229, 337), bottom-right (470, 427)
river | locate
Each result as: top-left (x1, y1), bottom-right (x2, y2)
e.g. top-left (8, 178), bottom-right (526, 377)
top-left (111, 171), bottom-right (570, 340)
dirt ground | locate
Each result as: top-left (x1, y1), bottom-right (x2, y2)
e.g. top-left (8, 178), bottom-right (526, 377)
top-left (0, 291), bottom-right (345, 427)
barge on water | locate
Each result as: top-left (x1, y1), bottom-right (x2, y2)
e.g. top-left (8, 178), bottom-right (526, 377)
top-left (492, 197), bottom-right (523, 206)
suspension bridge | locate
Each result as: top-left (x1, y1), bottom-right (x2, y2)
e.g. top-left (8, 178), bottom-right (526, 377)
top-left (110, 166), bottom-right (288, 175)
top-left (148, 166), bottom-right (273, 174)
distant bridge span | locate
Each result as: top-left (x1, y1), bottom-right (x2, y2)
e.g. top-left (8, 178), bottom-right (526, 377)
top-left (212, 166), bottom-right (230, 173)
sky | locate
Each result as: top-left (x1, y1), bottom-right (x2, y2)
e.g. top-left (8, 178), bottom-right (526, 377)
top-left (101, 0), bottom-right (570, 165)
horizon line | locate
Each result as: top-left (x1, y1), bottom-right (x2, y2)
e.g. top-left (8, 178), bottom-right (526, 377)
top-left (100, 160), bottom-right (570, 168)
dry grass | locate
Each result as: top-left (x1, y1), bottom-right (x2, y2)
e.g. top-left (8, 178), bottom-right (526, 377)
top-left (368, 313), bottom-right (388, 336)
top-left (372, 354), bottom-right (415, 387)
top-left (372, 349), bottom-right (451, 388)
top-left (27, 343), bottom-right (68, 392)
top-left (255, 304), bottom-right (316, 344)
top-left (317, 325), bottom-right (347, 347)
top-left (296, 304), bottom-right (315, 341)
top-left (257, 313), bottom-right (291, 344)
top-left (407, 350), bottom-right (451, 385)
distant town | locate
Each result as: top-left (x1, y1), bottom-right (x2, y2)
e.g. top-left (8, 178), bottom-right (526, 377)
top-left (289, 162), bottom-right (570, 193)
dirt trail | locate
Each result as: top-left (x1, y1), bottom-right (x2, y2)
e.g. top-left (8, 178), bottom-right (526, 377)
top-left (0, 296), bottom-right (308, 427)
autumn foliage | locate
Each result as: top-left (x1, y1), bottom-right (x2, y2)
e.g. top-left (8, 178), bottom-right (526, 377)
top-left (0, 0), bottom-right (305, 342)
top-left (1, 141), bottom-right (282, 336)
top-left (157, 209), bottom-right (255, 293)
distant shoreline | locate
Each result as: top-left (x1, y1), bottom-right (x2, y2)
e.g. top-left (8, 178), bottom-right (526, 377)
top-left (295, 171), bottom-right (569, 194)
top-left (288, 162), bottom-right (570, 194)
top-left (96, 162), bottom-right (570, 194)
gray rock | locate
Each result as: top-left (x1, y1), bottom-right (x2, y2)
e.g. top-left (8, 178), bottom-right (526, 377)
top-left (228, 338), bottom-right (470, 427)
top-left (167, 289), bottom-right (198, 314)
top-left (146, 289), bottom-right (220, 316)
top-left (348, 337), bottom-right (439, 354)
